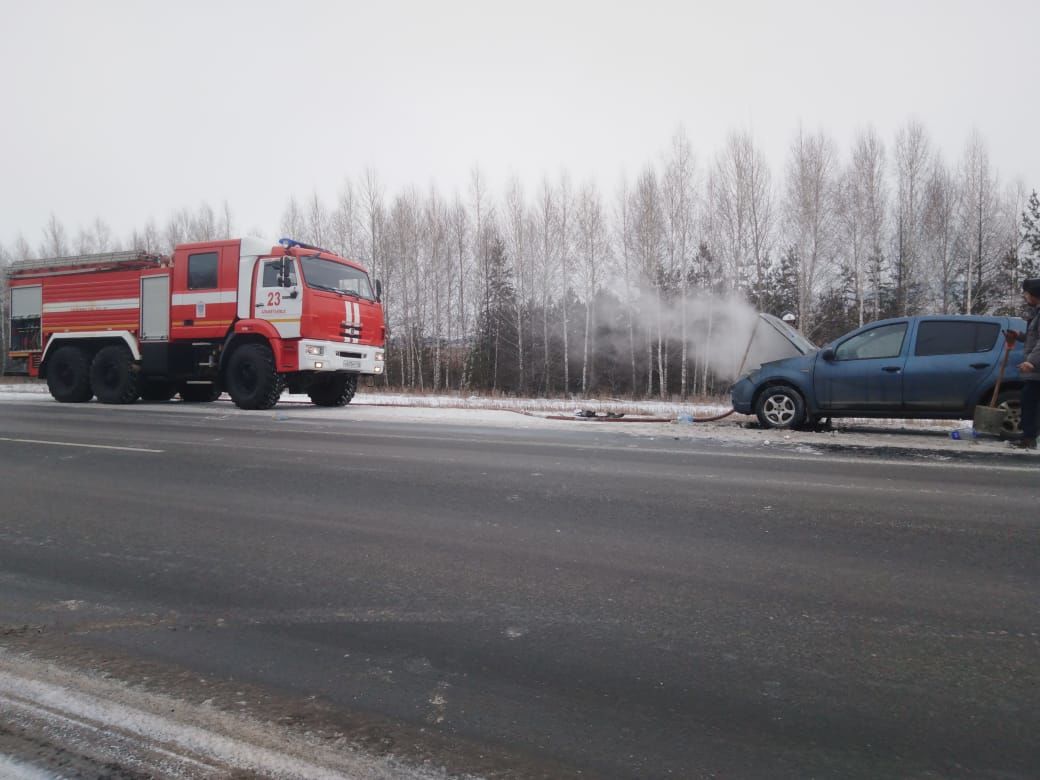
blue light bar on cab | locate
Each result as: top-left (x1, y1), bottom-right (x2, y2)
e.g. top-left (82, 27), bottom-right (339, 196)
top-left (278, 237), bottom-right (332, 253)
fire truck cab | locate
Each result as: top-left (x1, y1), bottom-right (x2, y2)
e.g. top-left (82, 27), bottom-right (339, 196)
top-left (5, 237), bottom-right (386, 410)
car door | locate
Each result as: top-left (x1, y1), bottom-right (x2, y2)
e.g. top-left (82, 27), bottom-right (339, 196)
top-left (901, 319), bottom-right (1002, 411)
top-left (813, 321), bottom-right (909, 411)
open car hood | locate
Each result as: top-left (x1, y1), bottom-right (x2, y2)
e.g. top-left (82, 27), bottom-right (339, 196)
top-left (739, 313), bottom-right (817, 374)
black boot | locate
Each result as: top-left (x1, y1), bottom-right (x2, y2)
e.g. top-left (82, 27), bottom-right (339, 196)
top-left (1010, 437), bottom-right (1037, 449)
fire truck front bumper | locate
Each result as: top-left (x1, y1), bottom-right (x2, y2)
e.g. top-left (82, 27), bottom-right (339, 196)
top-left (299, 340), bottom-right (385, 375)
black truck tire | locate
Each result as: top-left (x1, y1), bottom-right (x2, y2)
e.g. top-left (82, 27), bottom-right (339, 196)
top-left (308, 374), bottom-right (358, 407)
top-left (225, 343), bottom-right (283, 410)
top-left (90, 345), bottom-right (141, 404)
top-left (46, 345), bottom-right (93, 403)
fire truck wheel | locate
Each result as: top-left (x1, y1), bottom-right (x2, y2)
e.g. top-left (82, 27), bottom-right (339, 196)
top-left (90, 345), bottom-right (141, 404)
top-left (178, 383), bottom-right (222, 403)
top-left (308, 374), bottom-right (358, 406)
top-left (46, 345), bottom-right (94, 403)
top-left (225, 343), bottom-right (283, 410)
top-left (139, 380), bottom-right (178, 402)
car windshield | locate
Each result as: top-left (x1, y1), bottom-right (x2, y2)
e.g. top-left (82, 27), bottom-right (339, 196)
top-left (299, 255), bottom-right (374, 299)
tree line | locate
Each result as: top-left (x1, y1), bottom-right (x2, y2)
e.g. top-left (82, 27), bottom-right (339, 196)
top-left (3, 121), bottom-right (1040, 398)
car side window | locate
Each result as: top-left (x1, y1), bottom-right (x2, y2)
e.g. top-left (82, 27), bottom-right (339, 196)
top-left (834, 323), bottom-right (908, 360)
top-left (914, 321), bottom-right (1000, 356)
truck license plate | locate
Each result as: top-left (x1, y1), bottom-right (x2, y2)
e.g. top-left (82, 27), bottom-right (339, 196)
top-left (343, 359), bottom-right (361, 370)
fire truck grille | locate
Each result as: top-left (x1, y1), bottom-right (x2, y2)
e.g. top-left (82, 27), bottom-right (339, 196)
top-left (337, 350), bottom-right (364, 359)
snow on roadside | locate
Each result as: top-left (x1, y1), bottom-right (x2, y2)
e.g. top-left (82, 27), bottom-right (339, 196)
top-left (0, 649), bottom-right (463, 780)
top-left (3, 381), bottom-right (1032, 457)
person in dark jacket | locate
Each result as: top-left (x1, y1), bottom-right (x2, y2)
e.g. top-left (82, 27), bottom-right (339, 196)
top-left (1007, 278), bottom-right (1040, 448)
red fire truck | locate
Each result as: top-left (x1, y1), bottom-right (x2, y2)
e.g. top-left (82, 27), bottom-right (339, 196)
top-left (5, 237), bottom-right (385, 409)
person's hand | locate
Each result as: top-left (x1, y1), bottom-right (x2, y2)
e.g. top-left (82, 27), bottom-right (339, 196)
top-left (1019, 361), bottom-right (1035, 373)
top-left (1005, 329), bottom-right (1021, 346)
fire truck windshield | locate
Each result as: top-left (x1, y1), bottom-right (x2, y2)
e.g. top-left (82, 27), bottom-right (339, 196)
top-left (299, 256), bottom-right (375, 300)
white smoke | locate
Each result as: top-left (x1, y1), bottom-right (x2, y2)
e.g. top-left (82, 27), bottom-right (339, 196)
top-left (609, 291), bottom-right (807, 384)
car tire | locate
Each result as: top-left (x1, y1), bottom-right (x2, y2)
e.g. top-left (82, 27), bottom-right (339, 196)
top-left (90, 345), bottom-right (141, 404)
top-left (995, 390), bottom-right (1022, 439)
top-left (225, 344), bottom-right (283, 410)
top-left (307, 374), bottom-right (358, 407)
top-left (755, 386), bottom-right (806, 430)
top-left (46, 345), bottom-right (93, 403)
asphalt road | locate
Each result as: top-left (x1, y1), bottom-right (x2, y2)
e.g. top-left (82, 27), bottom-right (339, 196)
top-left (0, 398), bottom-right (1037, 779)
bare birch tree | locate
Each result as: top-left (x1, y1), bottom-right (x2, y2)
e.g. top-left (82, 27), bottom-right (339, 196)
top-left (576, 181), bottom-right (608, 396)
top-left (922, 156), bottom-right (959, 313)
top-left (632, 167), bottom-right (665, 397)
top-left (956, 130), bottom-right (1000, 313)
top-left (504, 177), bottom-right (532, 395)
top-left (712, 132), bottom-right (774, 299)
top-left (448, 195), bottom-right (471, 387)
top-left (663, 129), bottom-right (697, 398)
top-left (893, 121), bottom-right (931, 314)
top-left (614, 176), bottom-right (639, 396)
top-left (220, 201), bottom-right (234, 239)
top-left (279, 196), bottom-right (306, 241)
top-left (557, 173), bottom-right (574, 394)
top-left (0, 242), bottom-right (9, 373)
top-left (784, 127), bottom-right (838, 334)
top-left (534, 179), bottom-right (558, 393)
top-left (848, 127), bottom-right (888, 322)
top-left (40, 214), bottom-right (69, 257)
top-left (331, 179), bottom-right (361, 260)
top-left (307, 191), bottom-right (330, 248)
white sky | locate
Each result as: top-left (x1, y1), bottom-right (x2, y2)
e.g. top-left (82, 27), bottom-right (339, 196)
top-left (3, 0), bottom-right (1038, 248)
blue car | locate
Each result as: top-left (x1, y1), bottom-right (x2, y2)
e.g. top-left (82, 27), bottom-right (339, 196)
top-left (731, 315), bottom-right (1027, 433)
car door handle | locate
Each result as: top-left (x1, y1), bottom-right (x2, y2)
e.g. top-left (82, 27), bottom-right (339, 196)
top-left (970, 362), bottom-right (990, 369)
top-left (882, 366), bottom-right (901, 373)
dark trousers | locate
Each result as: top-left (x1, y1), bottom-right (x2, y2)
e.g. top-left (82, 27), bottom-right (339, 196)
top-left (1022, 382), bottom-right (1040, 440)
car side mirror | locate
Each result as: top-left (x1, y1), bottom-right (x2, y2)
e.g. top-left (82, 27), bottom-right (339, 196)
top-left (375, 279), bottom-right (383, 301)
top-left (820, 347), bottom-right (835, 361)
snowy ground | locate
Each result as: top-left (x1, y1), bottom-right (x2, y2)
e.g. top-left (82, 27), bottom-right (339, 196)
top-left (0, 381), bottom-right (1033, 458)
top-left (0, 649), bottom-right (458, 779)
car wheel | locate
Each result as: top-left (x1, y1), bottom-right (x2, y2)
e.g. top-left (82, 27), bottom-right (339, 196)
top-left (755, 386), bottom-right (806, 430)
top-left (996, 390), bottom-right (1022, 439)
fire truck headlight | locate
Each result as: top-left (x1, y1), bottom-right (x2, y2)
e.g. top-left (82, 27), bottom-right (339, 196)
top-left (373, 365), bottom-right (383, 374)
top-left (374, 351), bottom-right (385, 362)
top-left (305, 345), bottom-right (325, 356)
top-left (314, 361), bottom-right (324, 369)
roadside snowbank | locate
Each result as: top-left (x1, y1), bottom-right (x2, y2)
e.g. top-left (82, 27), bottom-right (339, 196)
top-left (1, 382), bottom-right (1031, 458)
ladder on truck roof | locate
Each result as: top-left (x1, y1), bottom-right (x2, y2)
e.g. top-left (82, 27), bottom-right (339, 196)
top-left (6, 249), bottom-right (167, 278)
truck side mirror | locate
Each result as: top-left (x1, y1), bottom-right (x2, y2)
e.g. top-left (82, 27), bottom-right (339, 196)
top-left (820, 347), bottom-right (835, 361)
top-left (280, 257), bottom-right (293, 288)
top-left (375, 279), bottom-right (382, 301)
